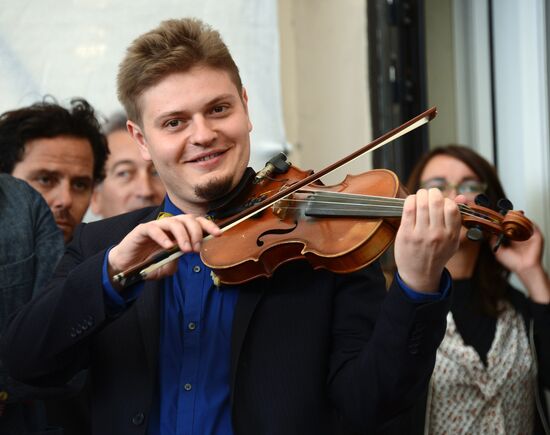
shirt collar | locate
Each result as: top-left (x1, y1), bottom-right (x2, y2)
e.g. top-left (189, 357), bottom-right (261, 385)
top-left (164, 194), bottom-right (183, 216)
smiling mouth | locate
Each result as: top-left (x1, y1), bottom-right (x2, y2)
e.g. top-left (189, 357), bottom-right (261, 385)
top-left (190, 151), bottom-right (225, 163)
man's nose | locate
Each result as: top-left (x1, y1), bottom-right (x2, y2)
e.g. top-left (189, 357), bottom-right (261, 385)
top-left (51, 181), bottom-right (73, 209)
top-left (188, 116), bottom-right (217, 146)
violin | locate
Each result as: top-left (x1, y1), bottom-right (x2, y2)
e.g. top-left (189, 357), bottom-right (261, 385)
top-left (112, 107), bottom-right (533, 287)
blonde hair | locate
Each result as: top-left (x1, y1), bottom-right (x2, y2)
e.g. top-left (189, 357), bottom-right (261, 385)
top-left (117, 18), bottom-right (242, 124)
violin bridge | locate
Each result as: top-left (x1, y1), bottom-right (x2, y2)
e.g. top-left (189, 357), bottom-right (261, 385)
top-left (272, 195), bottom-right (293, 220)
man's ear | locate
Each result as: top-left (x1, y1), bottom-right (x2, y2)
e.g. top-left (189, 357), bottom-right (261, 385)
top-left (127, 120), bottom-right (152, 161)
top-left (241, 87), bottom-right (253, 133)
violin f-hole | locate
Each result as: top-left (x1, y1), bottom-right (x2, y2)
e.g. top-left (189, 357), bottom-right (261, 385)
top-left (256, 220), bottom-right (298, 247)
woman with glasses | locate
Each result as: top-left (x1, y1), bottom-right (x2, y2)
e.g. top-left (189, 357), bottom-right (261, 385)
top-left (403, 145), bottom-right (550, 434)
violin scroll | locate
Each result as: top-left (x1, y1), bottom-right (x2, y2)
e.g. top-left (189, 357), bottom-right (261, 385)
top-left (460, 201), bottom-right (533, 245)
top-left (500, 210), bottom-right (533, 241)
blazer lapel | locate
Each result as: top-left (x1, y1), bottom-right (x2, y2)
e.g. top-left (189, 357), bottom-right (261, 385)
top-left (230, 280), bottom-right (266, 402)
top-left (136, 279), bottom-right (161, 372)
top-left (132, 204), bottom-right (164, 373)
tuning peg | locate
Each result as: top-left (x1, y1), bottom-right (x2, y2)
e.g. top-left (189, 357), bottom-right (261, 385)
top-left (474, 194), bottom-right (490, 208)
top-left (254, 153), bottom-right (291, 184)
top-left (497, 198), bottom-right (513, 216)
top-left (467, 226), bottom-right (484, 242)
top-left (270, 153), bottom-right (291, 174)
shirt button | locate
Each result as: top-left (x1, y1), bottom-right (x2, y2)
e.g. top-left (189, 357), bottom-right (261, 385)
top-left (188, 322), bottom-right (196, 331)
top-left (184, 383), bottom-right (192, 391)
top-left (192, 265), bottom-right (201, 273)
top-left (131, 412), bottom-right (145, 426)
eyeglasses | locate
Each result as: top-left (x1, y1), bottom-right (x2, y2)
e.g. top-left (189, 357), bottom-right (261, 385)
top-left (420, 178), bottom-right (487, 196)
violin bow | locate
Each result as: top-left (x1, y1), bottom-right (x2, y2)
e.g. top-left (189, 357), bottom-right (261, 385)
top-left (113, 107), bottom-right (438, 287)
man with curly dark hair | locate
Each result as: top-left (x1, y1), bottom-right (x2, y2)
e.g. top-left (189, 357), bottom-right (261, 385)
top-left (0, 98), bottom-right (108, 242)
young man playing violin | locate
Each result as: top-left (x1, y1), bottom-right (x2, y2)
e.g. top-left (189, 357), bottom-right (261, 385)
top-left (1, 18), bottom-right (466, 435)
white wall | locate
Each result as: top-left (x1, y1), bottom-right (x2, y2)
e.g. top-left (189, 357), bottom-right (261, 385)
top-left (0, 0), bottom-right (286, 170)
top-left (279, 0), bottom-right (372, 184)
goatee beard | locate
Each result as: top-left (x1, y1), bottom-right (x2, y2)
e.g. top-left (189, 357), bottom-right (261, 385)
top-left (194, 176), bottom-right (234, 202)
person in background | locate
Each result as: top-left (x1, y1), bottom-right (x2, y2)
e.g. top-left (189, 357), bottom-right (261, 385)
top-left (0, 97), bottom-right (107, 435)
top-left (0, 174), bottom-right (64, 435)
top-left (0, 97), bottom-right (108, 242)
top-left (405, 144), bottom-right (550, 434)
top-left (91, 112), bottom-right (165, 218)
top-left (1, 18), bottom-right (466, 435)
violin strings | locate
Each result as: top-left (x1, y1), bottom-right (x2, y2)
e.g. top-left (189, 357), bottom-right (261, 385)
top-left (276, 200), bottom-right (494, 222)
top-left (297, 189), bottom-right (495, 219)
top-left (273, 190), bottom-right (498, 223)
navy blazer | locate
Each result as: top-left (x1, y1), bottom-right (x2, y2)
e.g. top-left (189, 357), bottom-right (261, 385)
top-left (2, 205), bottom-right (450, 435)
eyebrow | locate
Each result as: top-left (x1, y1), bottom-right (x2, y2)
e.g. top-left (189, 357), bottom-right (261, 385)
top-left (207, 94), bottom-right (237, 106)
top-left (28, 169), bottom-right (93, 183)
top-left (109, 160), bottom-right (138, 172)
top-left (28, 169), bottom-right (62, 179)
top-left (153, 94), bottom-right (238, 125)
top-left (154, 110), bottom-right (187, 126)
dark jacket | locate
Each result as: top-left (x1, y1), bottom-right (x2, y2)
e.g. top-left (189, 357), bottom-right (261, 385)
top-left (0, 174), bottom-right (64, 435)
top-left (1, 205), bottom-right (451, 435)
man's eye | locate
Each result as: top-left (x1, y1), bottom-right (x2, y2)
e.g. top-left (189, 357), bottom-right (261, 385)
top-left (73, 181), bottom-right (92, 192)
top-left (165, 119), bottom-right (181, 128)
top-left (211, 105), bottom-right (228, 114)
top-left (36, 175), bottom-right (53, 186)
top-left (115, 170), bottom-right (132, 179)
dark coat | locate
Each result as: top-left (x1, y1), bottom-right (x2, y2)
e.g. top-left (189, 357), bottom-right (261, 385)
top-left (1, 205), bottom-right (451, 435)
top-left (0, 175), bottom-right (64, 435)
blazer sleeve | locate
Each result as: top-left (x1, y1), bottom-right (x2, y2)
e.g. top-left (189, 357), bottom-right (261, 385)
top-left (1, 222), bottom-right (114, 387)
top-left (328, 261), bottom-right (450, 432)
top-left (29, 186), bottom-right (65, 298)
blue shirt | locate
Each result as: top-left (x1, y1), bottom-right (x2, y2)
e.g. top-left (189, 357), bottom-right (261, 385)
top-left (103, 195), bottom-right (238, 435)
top-left (397, 270), bottom-right (451, 302)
